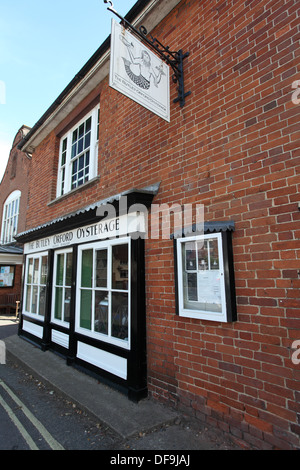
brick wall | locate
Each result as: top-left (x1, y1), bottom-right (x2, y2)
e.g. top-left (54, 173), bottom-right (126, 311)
top-left (0, 127), bottom-right (31, 304)
top-left (0, 127), bottom-right (31, 236)
top-left (0, 264), bottom-right (22, 302)
top-left (25, 0), bottom-right (300, 449)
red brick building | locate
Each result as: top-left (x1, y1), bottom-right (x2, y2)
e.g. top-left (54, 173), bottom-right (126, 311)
top-left (0, 125), bottom-right (31, 313)
top-left (16, 0), bottom-right (300, 449)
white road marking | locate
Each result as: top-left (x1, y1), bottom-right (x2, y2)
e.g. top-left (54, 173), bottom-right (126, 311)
top-left (0, 394), bottom-right (39, 450)
top-left (0, 379), bottom-right (64, 450)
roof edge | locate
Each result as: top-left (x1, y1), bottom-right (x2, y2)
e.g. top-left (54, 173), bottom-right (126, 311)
top-left (15, 182), bottom-right (161, 242)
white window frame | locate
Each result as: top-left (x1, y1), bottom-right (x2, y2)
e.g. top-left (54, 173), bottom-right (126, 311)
top-left (57, 105), bottom-right (99, 197)
top-left (176, 232), bottom-right (229, 322)
top-left (1, 190), bottom-right (21, 244)
top-left (76, 237), bottom-right (131, 350)
top-left (23, 251), bottom-right (48, 320)
top-left (51, 248), bottom-right (73, 328)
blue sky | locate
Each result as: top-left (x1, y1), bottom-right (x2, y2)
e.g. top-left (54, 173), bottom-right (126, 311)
top-left (0, 0), bottom-right (137, 180)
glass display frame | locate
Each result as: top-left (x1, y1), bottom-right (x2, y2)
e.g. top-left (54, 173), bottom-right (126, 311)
top-left (174, 230), bottom-right (237, 323)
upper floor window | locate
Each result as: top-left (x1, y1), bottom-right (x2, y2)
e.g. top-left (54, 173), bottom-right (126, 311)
top-left (57, 105), bottom-right (100, 197)
top-left (1, 190), bottom-right (21, 244)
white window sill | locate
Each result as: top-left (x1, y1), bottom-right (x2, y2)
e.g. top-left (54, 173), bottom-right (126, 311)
top-left (48, 176), bottom-right (100, 207)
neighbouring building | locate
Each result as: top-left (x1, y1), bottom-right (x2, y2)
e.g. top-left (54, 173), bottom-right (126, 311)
top-left (16, 0), bottom-right (300, 449)
top-left (0, 125), bottom-right (31, 314)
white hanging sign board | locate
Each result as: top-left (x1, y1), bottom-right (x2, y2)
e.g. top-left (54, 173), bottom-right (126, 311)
top-left (109, 19), bottom-right (170, 122)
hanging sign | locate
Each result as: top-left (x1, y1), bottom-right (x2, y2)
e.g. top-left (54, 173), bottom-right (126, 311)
top-left (109, 19), bottom-right (170, 122)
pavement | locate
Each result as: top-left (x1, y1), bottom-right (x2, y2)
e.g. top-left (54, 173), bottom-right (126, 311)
top-left (0, 316), bottom-right (243, 451)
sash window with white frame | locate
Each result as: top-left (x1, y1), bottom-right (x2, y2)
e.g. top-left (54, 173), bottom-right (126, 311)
top-left (24, 252), bottom-right (48, 318)
top-left (57, 105), bottom-right (100, 197)
top-left (51, 249), bottom-right (73, 326)
top-left (76, 238), bottom-right (130, 349)
top-left (1, 190), bottom-right (21, 244)
top-left (175, 231), bottom-right (236, 322)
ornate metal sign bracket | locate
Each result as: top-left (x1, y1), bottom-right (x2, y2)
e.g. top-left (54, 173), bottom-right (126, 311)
top-left (104, 0), bottom-right (191, 108)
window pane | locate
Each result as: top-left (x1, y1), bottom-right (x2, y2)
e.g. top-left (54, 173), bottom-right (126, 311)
top-left (72, 129), bottom-right (78, 143)
top-left (56, 254), bottom-right (64, 285)
top-left (33, 259), bottom-right (39, 284)
top-left (13, 215), bottom-right (17, 235)
top-left (96, 249), bottom-right (107, 288)
top-left (15, 199), bottom-right (19, 214)
top-left (78, 123), bottom-right (84, 139)
top-left (72, 159), bottom-right (78, 174)
top-left (79, 155), bottom-right (84, 170)
top-left (81, 250), bottom-right (93, 287)
top-left (27, 259), bottom-right (33, 283)
top-left (32, 286), bottom-right (38, 313)
top-left (85, 150), bottom-right (90, 166)
top-left (94, 291), bottom-right (108, 335)
top-left (78, 172), bottom-right (84, 185)
top-left (61, 153), bottom-right (66, 167)
top-left (71, 143), bottom-right (77, 159)
top-left (65, 253), bottom-right (73, 286)
top-left (26, 285), bottom-right (31, 312)
top-left (185, 242), bottom-right (196, 270)
top-left (39, 286), bottom-right (46, 317)
top-left (62, 138), bottom-right (67, 153)
top-left (54, 287), bottom-right (63, 320)
top-left (40, 256), bottom-right (48, 284)
top-left (112, 293), bottom-right (128, 340)
top-left (71, 175), bottom-right (76, 189)
top-left (53, 252), bottom-right (72, 324)
top-left (64, 288), bottom-right (71, 323)
top-left (112, 244), bottom-right (128, 290)
top-left (197, 240), bottom-right (208, 270)
top-left (85, 117), bottom-right (91, 133)
top-left (84, 132), bottom-right (91, 149)
top-left (187, 272), bottom-right (197, 301)
top-left (80, 290), bottom-right (92, 330)
top-left (209, 238), bottom-right (219, 270)
top-left (78, 137), bottom-right (84, 154)
top-left (61, 138), bottom-right (67, 166)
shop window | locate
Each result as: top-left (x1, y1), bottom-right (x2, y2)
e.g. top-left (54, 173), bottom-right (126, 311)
top-left (57, 105), bottom-right (100, 197)
top-left (24, 252), bottom-right (48, 318)
top-left (174, 231), bottom-right (236, 322)
top-left (76, 238), bottom-right (130, 348)
top-left (1, 190), bottom-right (21, 244)
top-left (51, 249), bottom-right (73, 326)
